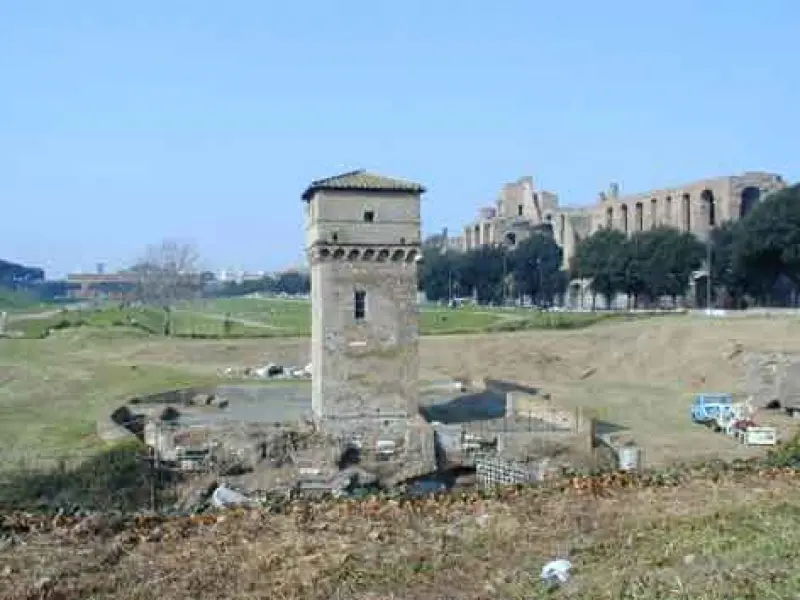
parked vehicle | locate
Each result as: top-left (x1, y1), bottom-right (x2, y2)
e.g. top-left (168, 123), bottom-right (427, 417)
top-left (690, 393), bottom-right (778, 446)
top-left (690, 393), bottom-right (734, 424)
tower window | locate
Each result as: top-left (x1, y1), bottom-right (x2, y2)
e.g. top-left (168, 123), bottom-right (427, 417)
top-left (363, 210), bottom-right (374, 223)
top-left (354, 290), bottom-right (366, 320)
top-left (517, 204), bottom-right (523, 216)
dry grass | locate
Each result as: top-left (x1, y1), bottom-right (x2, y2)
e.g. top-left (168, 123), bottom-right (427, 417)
top-left (2, 470), bottom-right (800, 599)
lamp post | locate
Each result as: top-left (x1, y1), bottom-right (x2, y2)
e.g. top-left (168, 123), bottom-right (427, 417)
top-left (702, 203), bottom-right (713, 311)
top-left (502, 252), bottom-right (508, 306)
top-left (536, 257), bottom-right (543, 308)
top-left (706, 233), bottom-right (712, 311)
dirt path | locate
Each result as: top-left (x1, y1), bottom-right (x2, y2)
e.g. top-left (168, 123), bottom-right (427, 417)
top-left (174, 308), bottom-right (281, 329)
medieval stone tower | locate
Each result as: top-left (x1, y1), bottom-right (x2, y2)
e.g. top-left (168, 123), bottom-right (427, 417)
top-left (302, 170), bottom-right (427, 453)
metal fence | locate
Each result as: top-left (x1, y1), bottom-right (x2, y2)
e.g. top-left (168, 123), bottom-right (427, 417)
top-left (474, 455), bottom-right (541, 487)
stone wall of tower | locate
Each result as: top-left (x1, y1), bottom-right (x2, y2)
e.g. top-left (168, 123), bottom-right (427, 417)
top-left (308, 246), bottom-right (420, 425)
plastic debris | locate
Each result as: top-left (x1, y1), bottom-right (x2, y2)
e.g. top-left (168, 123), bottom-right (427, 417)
top-left (541, 559), bottom-right (572, 587)
top-left (210, 485), bottom-right (252, 509)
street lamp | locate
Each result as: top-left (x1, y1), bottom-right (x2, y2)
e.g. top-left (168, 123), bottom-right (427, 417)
top-left (502, 252), bottom-right (508, 306)
top-left (702, 205), bottom-right (713, 311)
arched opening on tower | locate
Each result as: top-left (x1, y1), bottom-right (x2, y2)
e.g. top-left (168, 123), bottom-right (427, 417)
top-left (377, 249), bottom-right (390, 262)
top-left (405, 249), bottom-right (419, 263)
top-left (701, 189), bottom-right (716, 227)
top-left (333, 248), bottom-right (345, 259)
top-left (505, 232), bottom-right (517, 247)
top-left (362, 249), bottom-right (375, 261)
top-left (620, 204), bottom-right (628, 234)
top-left (665, 196), bottom-right (673, 225)
top-left (605, 206), bottom-right (613, 229)
top-left (682, 194), bottom-right (691, 231)
top-left (347, 249), bottom-right (360, 261)
top-left (391, 249), bottom-right (405, 262)
top-left (740, 186), bottom-right (761, 218)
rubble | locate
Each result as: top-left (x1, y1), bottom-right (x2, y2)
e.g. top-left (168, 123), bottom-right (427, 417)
top-left (221, 362), bottom-right (312, 381)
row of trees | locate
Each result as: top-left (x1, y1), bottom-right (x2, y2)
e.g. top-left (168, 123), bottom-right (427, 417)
top-left (129, 240), bottom-right (310, 304)
top-left (419, 233), bottom-right (567, 306)
top-left (419, 184), bottom-right (800, 308)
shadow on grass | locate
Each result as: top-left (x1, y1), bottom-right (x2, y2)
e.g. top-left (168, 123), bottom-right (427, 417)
top-left (0, 440), bottom-right (180, 512)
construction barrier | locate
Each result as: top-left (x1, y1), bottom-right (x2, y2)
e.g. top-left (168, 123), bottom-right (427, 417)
top-left (475, 455), bottom-right (540, 487)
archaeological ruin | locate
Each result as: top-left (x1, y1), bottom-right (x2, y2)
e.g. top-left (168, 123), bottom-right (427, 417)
top-left (302, 169), bottom-right (436, 480)
top-left (454, 171), bottom-right (788, 307)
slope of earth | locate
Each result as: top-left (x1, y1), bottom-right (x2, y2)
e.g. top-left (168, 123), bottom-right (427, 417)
top-left (2, 470), bottom-right (799, 599)
top-left (421, 315), bottom-right (800, 464)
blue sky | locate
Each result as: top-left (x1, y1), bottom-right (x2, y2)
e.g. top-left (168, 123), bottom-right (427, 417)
top-left (2, 1), bottom-right (798, 277)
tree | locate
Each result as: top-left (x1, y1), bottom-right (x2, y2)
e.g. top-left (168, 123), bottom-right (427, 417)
top-left (733, 184), bottom-right (800, 304)
top-left (459, 245), bottom-right (508, 305)
top-left (708, 221), bottom-right (747, 307)
top-left (418, 246), bottom-right (455, 302)
top-left (572, 229), bottom-right (628, 308)
top-left (637, 227), bottom-right (704, 306)
top-left (274, 270), bottom-right (310, 295)
top-left (130, 240), bottom-right (203, 305)
top-left (510, 233), bottom-right (565, 306)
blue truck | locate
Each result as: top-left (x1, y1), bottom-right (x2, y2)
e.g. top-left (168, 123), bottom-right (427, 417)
top-left (690, 393), bottom-right (735, 426)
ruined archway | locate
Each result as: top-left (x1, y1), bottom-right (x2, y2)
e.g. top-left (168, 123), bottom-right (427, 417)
top-left (634, 202), bottom-right (644, 232)
top-left (650, 198), bottom-right (658, 228)
top-left (681, 194), bottom-right (691, 232)
top-left (701, 189), bottom-right (716, 228)
top-left (740, 186), bottom-right (761, 218)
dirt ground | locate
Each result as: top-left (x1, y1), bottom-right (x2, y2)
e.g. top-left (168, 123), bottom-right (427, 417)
top-left (95, 314), bottom-right (800, 467)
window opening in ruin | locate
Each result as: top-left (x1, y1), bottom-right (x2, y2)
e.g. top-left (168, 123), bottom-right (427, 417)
top-left (606, 207), bottom-right (613, 228)
top-left (635, 202), bottom-right (643, 232)
top-left (740, 187), bottom-right (760, 218)
top-left (517, 204), bottom-right (523, 216)
top-left (363, 210), bottom-right (374, 223)
top-left (650, 198), bottom-right (657, 228)
top-left (682, 194), bottom-right (691, 231)
top-left (621, 205), bottom-right (628, 234)
top-left (701, 190), bottom-right (716, 227)
top-left (354, 290), bottom-right (366, 321)
top-left (332, 232), bottom-right (339, 243)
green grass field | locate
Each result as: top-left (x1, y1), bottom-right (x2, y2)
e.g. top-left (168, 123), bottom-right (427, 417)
top-left (6, 305), bottom-right (268, 339)
top-left (182, 296), bottom-right (635, 336)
